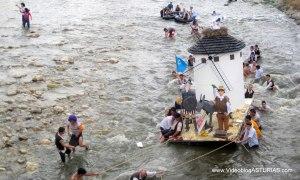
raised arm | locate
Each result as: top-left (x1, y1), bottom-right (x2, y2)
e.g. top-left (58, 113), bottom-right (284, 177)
top-left (146, 171), bottom-right (157, 178)
top-left (84, 172), bottom-right (100, 176)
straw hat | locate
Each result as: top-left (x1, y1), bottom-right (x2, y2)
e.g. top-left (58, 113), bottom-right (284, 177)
top-left (218, 86), bottom-right (225, 91)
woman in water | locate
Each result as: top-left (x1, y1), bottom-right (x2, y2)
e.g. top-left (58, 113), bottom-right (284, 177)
top-left (66, 115), bottom-right (89, 151)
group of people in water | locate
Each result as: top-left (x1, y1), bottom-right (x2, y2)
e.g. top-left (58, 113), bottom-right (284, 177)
top-left (244, 44), bottom-right (278, 96)
top-left (160, 43), bottom-right (276, 150)
top-left (161, 2), bottom-right (197, 21)
top-left (54, 115), bottom-right (102, 179)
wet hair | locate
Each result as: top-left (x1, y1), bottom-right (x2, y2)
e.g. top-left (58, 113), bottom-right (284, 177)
top-left (163, 28), bottom-right (168, 32)
top-left (25, 8), bottom-right (30, 13)
top-left (245, 115), bottom-right (251, 120)
top-left (174, 112), bottom-right (181, 119)
top-left (77, 168), bottom-right (87, 175)
top-left (167, 107), bottom-right (176, 116)
top-left (262, 100), bottom-right (266, 104)
top-left (256, 65), bottom-right (260, 69)
top-left (266, 74), bottom-right (270, 77)
top-left (58, 127), bottom-right (65, 133)
top-left (21, 3), bottom-right (25, 7)
top-left (250, 109), bottom-right (256, 113)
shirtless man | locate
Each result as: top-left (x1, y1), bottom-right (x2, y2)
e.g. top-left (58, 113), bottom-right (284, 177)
top-left (70, 168), bottom-right (99, 180)
top-left (164, 27), bottom-right (176, 38)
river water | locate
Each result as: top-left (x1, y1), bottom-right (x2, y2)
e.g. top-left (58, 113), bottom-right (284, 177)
top-left (0, 0), bottom-right (299, 179)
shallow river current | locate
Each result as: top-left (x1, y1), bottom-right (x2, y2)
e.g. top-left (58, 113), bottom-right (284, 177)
top-left (0, 0), bottom-right (299, 179)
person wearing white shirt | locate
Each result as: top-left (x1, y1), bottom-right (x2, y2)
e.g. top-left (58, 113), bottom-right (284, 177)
top-left (254, 65), bottom-right (264, 81)
top-left (159, 115), bottom-right (173, 135)
top-left (264, 74), bottom-right (277, 91)
top-left (238, 121), bottom-right (259, 148)
top-left (162, 113), bottom-right (183, 140)
top-left (213, 85), bottom-right (232, 131)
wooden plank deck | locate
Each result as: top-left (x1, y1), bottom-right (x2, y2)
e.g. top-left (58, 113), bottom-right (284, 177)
top-left (169, 98), bottom-right (253, 144)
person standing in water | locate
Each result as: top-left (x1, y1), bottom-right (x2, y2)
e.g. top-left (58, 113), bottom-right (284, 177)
top-left (70, 168), bottom-right (99, 180)
top-left (22, 8), bottom-right (32, 29)
top-left (16, 3), bottom-right (32, 29)
top-left (55, 127), bottom-right (75, 163)
top-left (66, 115), bottom-right (89, 151)
top-left (265, 74), bottom-right (277, 91)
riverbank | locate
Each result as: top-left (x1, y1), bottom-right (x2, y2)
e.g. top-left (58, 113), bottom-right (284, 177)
top-left (277, 0), bottom-right (300, 24)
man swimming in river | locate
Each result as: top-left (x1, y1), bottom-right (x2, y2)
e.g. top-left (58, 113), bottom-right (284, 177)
top-left (164, 27), bottom-right (176, 38)
top-left (70, 168), bottom-right (99, 180)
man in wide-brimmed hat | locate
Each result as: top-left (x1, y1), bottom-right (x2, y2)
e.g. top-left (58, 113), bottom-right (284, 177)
top-left (213, 85), bottom-right (232, 132)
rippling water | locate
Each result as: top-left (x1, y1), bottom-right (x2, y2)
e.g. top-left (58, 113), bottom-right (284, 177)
top-left (0, 0), bottom-right (299, 179)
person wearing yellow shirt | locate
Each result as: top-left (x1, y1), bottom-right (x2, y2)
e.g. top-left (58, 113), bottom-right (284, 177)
top-left (245, 115), bottom-right (262, 139)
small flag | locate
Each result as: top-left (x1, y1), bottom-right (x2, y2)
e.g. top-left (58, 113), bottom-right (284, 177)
top-left (176, 55), bottom-right (188, 73)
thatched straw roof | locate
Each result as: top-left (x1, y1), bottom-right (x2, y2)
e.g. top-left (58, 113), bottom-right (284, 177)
top-left (188, 27), bottom-right (245, 55)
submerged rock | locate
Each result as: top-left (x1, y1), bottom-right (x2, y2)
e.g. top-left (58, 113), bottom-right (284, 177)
top-left (18, 134), bottom-right (28, 141)
top-left (53, 106), bottom-right (64, 114)
top-left (26, 32), bottom-right (40, 38)
top-left (6, 87), bottom-right (18, 96)
top-left (39, 138), bottom-right (51, 145)
top-left (0, 167), bottom-right (6, 171)
top-left (17, 158), bottom-right (26, 164)
top-left (47, 82), bottom-right (60, 89)
top-left (25, 162), bottom-right (38, 172)
top-left (19, 148), bottom-right (28, 154)
top-left (32, 75), bottom-right (44, 82)
top-left (29, 107), bottom-right (42, 114)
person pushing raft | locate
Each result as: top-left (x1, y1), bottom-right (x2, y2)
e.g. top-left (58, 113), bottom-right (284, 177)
top-left (66, 115), bottom-right (89, 151)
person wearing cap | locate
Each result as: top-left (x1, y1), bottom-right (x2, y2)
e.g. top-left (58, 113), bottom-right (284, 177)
top-left (66, 114), bottom-right (89, 151)
top-left (55, 127), bottom-right (75, 163)
top-left (237, 120), bottom-right (259, 148)
top-left (212, 85), bottom-right (232, 132)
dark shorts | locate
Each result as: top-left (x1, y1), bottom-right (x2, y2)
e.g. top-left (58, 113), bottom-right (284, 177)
top-left (58, 149), bottom-right (71, 163)
top-left (69, 134), bottom-right (82, 146)
top-left (160, 127), bottom-right (171, 136)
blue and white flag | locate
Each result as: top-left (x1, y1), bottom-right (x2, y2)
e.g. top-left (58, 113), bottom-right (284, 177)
top-left (176, 55), bottom-right (188, 73)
